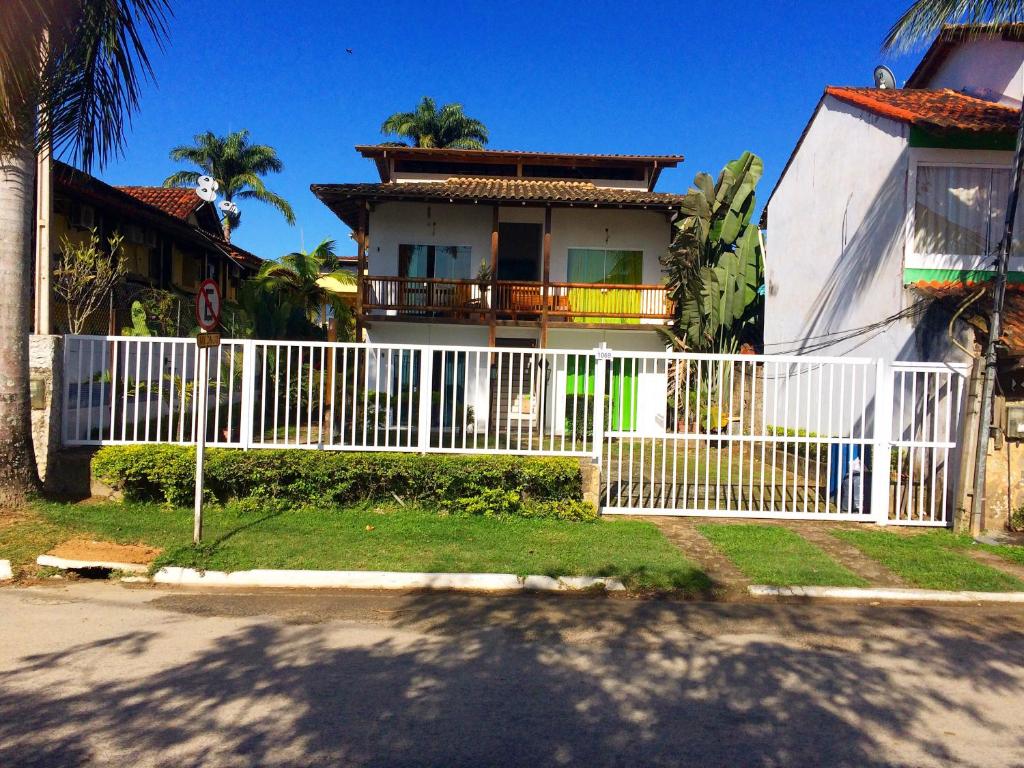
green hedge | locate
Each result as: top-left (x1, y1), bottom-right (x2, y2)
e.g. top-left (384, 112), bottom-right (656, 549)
top-left (92, 446), bottom-right (585, 510)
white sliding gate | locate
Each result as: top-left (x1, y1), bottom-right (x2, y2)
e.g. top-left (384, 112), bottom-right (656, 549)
top-left (61, 335), bottom-right (970, 526)
top-left (599, 351), bottom-right (969, 526)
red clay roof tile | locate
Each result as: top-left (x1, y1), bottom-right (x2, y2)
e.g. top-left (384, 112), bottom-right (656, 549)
top-left (116, 186), bottom-right (203, 221)
top-left (825, 87), bottom-right (1018, 134)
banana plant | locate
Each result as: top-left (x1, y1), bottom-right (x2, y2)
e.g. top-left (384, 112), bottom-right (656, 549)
top-left (660, 152), bottom-right (765, 353)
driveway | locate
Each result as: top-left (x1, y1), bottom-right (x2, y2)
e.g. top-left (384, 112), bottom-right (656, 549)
top-left (2, 583), bottom-right (1023, 767)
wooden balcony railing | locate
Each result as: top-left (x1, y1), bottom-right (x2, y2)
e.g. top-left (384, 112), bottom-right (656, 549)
top-left (362, 276), bottom-right (673, 324)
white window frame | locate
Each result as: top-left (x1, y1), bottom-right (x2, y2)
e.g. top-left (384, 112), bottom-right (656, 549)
top-left (904, 147), bottom-right (1018, 273)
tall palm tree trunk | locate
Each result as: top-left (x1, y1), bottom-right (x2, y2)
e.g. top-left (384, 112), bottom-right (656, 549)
top-left (0, 146), bottom-right (41, 505)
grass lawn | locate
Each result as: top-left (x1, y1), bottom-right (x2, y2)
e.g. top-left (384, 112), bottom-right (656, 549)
top-left (8, 501), bottom-right (711, 594)
top-left (0, 508), bottom-right (68, 577)
top-left (977, 542), bottom-right (1024, 567)
top-left (697, 523), bottom-right (867, 587)
top-left (833, 530), bottom-right (1024, 592)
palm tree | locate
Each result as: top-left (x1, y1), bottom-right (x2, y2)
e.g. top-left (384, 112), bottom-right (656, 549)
top-left (884, 2), bottom-right (1024, 533)
top-left (242, 239), bottom-right (355, 339)
top-left (163, 129), bottom-right (295, 241)
top-left (380, 97), bottom-right (488, 149)
top-left (0, 0), bottom-right (170, 505)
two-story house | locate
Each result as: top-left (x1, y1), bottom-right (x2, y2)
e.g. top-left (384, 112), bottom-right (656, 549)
top-left (312, 146), bottom-right (686, 433)
top-left (764, 23), bottom-right (1023, 367)
top-left (764, 23), bottom-right (1024, 527)
top-left (36, 160), bottom-right (262, 336)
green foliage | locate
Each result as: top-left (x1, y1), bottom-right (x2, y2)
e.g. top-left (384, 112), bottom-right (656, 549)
top-left (93, 446), bottom-right (583, 510)
top-left (121, 300), bottom-right (152, 336)
top-left (564, 394), bottom-right (608, 440)
top-left (53, 228), bottom-right (126, 334)
top-left (446, 488), bottom-right (598, 521)
top-left (241, 238), bottom-right (354, 340)
top-left (1012, 504), bottom-right (1024, 531)
top-left (454, 488), bottom-right (523, 517)
top-left (661, 152), bottom-right (765, 352)
top-left (380, 96), bottom-right (489, 149)
top-left (164, 129), bottom-right (294, 239)
top-left (2, 1), bottom-right (171, 169)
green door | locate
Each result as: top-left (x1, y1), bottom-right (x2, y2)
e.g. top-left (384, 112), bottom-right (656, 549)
top-left (566, 355), bottom-right (637, 431)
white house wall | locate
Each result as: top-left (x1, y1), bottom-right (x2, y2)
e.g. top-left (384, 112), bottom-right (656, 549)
top-left (766, 96), bottom-right (915, 364)
top-left (921, 38), bottom-right (1024, 104)
top-left (366, 201), bottom-right (671, 284)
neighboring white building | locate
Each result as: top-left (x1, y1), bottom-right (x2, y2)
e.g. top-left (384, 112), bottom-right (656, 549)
top-left (763, 23), bottom-right (1024, 369)
top-left (312, 145), bottom-right (686, 433)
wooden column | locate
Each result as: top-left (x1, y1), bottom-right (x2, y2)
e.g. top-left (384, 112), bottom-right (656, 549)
top-left (355, 202), bottom-right (368, 342)
top-left (489, 206), bottom-right (498, 346)
top-left (540, 206), bottom-right (552, 348)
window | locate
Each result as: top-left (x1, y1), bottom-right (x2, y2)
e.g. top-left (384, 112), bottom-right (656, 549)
top-left (914, 164), bottom-right (1023, 260)
top-left (566, 248), bottom-right (642, 284)
top-left (398, 244), bottom-right (472, 279)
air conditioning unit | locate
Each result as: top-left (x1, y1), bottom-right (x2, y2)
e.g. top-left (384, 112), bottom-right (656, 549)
top-left (72, 203), bottom-right (95, 229)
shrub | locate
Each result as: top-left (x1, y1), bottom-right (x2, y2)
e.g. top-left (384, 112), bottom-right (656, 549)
top-left (93, 446), bottom-right (583, 509)
top-left (452, 488), bottom-right (523, 517)
top-left (444, 489), bottom-right (597, 521)
top-left (563, 394), bottom-right (609, 441)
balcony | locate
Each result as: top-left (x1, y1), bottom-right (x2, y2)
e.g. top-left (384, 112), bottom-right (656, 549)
top-left (361, 277), bottom-right (673, 325)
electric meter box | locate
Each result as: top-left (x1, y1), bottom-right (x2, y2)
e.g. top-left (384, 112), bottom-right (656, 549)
top-left (1007, 404), bottom-right (1024, 441)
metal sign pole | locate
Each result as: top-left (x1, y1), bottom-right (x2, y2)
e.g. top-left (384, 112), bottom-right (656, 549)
top-left (193, 344), bottom-right (209, 544)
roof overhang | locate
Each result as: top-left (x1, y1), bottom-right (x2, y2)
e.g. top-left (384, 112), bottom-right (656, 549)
top-left (354, 145), bottom-right (684, 187)
top-left (311, 180), bottom-right (687, 230)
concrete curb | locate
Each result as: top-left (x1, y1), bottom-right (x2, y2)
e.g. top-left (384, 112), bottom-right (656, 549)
top-left (0, 560), bottom-right (12, 582)
top-left (152, 567), bottom-right (626, 592)
top-left (37, 555), bottom-right (150, 575)
top-left (749, 584), bottom-right (1024, 603)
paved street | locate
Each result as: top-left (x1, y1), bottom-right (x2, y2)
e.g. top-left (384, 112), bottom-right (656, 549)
top-left (2, 583), bottom-right (1024, 767)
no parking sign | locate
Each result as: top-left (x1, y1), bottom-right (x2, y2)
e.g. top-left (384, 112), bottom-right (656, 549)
top-left (195, 278), bottom-right (221, 332)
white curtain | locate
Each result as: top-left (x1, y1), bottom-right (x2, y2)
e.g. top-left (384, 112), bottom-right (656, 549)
top-left (915, 165), bottom-right (1024, 261)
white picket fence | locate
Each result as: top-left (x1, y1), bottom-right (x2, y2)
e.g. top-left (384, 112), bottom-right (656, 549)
top-left (61, 335), bottom-right (970, 525)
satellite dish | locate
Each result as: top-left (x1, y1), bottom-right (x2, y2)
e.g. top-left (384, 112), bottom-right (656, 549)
top-left (874, 65), bottom-right (897, 90)
top-left (196, 186), bottom-right (216, 203)
top-left (218, 200), bottom-right (233, 212)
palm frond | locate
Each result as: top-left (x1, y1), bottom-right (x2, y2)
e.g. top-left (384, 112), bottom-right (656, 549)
top-left (236, 185), bottom-right (295, 224)
top-left (165, 127), bottom-right (293, 225)
top-left (379, 96), bottom-right (488, 149)
top-left (162, 169), bottom-right (200, 187)
top-left (40, 0), bottom-right (172, 170)
top-left (884, 0), bottom-right (1024, 52)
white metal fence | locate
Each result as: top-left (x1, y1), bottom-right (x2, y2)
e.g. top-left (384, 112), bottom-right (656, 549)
top-left (62, 335), bottom-right (970, 525)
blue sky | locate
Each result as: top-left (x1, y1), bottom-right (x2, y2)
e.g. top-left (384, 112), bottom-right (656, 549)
top-left (93, 0), bottom-right (928, 259)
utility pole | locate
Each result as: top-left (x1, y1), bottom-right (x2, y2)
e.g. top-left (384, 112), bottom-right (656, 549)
top-left (970, 107), bottom-right (1024, 535)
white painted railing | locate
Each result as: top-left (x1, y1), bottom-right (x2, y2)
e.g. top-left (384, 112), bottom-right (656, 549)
top-left (62, 336), bottom-right (601, 455)
top-left (61, 335), bottom-right (970, 525)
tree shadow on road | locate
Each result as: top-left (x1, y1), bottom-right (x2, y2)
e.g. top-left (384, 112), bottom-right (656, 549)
top-left (2, 594), bottom-right (1023, 766)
